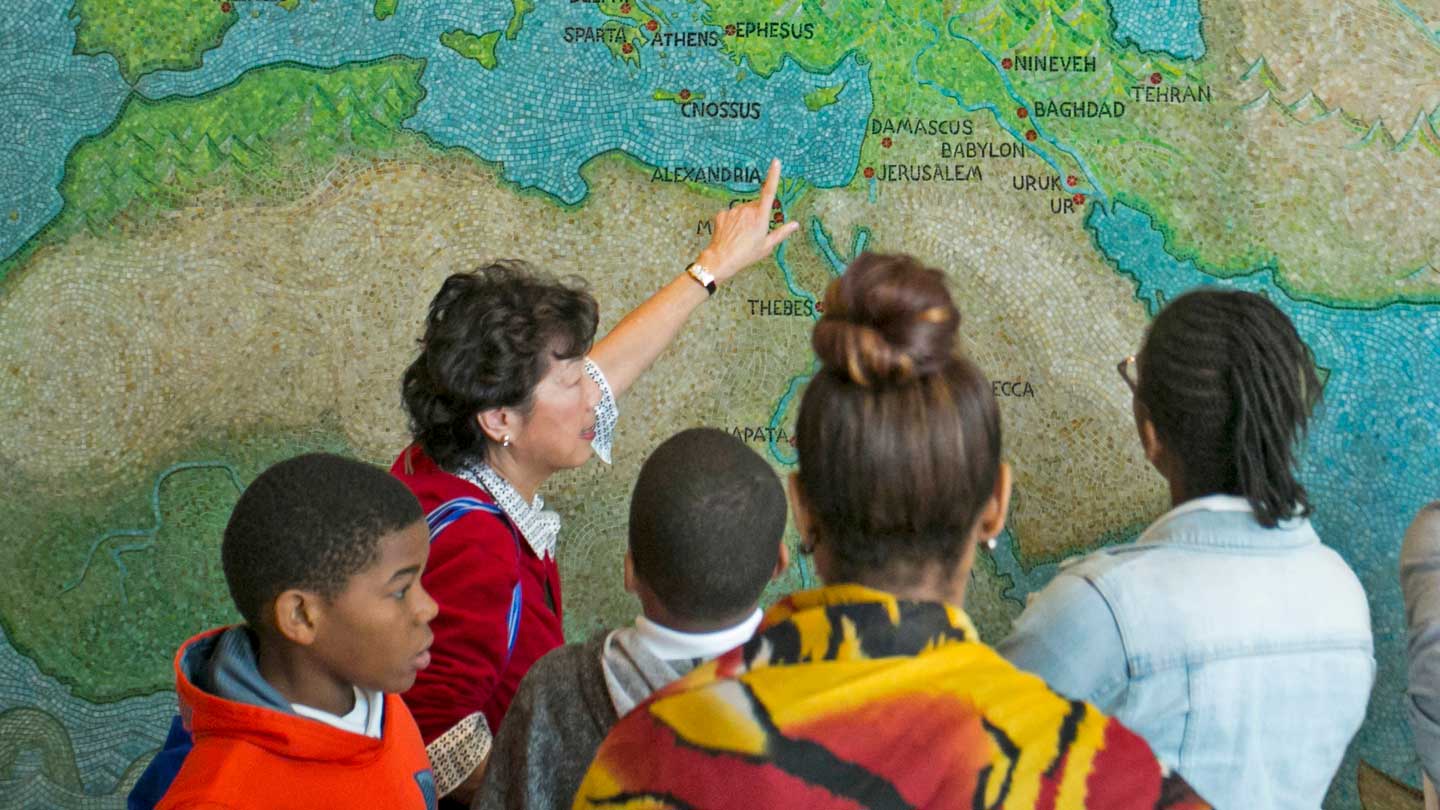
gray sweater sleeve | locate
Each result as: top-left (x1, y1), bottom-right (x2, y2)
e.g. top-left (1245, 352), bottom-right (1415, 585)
top-left (472, 639), bottom-right (615, 810)
top-left (1403, 503), bottom-right (1440, 784)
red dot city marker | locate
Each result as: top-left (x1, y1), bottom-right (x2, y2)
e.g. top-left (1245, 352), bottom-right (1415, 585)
top-left (772, 211), bottom-right (784, 223)
top-left (1150, 72), bottom-right (1162, 85)
top-left (1001, 57), bottom-right (1013, 69)
top-left (679, 89), bottom-right (691, 100)
top-left (1016, 107), bottom-right (1028, 119)
top-left (881, 136), bottom-right (892, 148)
top-left (620, 2), bottom-right (631, 12)
top-left (863, 167), bottom-right (875, 178)
top-left (1067, 175), bottom-right (1079, 187)
top-left (1073, 193), bottom-right (1086, 206)
top-left (771, 198), bottom-right (781, 209)
top-left (645, 19), bottom-right (658, 31)
top-left (1025, 129), bottom-right (1037, 142)
top-left (725, 24), bottom-right (737, 35)
top-left (220, 0), bottom-right (231, 10)
top-left (621, 42), bottom-right (633, 53)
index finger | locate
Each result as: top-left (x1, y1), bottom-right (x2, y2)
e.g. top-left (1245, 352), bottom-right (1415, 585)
top-left (757, 158), bottom-right (781, 211)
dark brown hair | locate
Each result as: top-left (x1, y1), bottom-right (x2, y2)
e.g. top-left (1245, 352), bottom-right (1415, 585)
top-left (1137, 288), bottom-right (1320, 528)
top-left (795, 252), bottom-right (1001, 586)
top-left (401, 262), bottom-right (598, 470)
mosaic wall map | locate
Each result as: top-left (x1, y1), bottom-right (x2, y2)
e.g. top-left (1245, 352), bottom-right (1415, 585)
top-left (2, 0), bottom-right (1438, 807)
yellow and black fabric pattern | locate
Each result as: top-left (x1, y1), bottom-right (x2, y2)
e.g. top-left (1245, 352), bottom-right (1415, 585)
top-left (573, 584), bottom-right (1210, 810)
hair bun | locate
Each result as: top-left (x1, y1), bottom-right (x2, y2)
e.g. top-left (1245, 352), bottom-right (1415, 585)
top-left (811, 253), bottom-right (960, 386)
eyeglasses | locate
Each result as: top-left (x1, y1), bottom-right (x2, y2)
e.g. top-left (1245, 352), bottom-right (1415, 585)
top-left (1117, 355), bottom-right (1138, 394)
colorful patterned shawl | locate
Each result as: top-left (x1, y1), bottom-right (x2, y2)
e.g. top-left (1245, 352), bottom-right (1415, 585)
top-left (573, 584), bottom-right (1210, 810)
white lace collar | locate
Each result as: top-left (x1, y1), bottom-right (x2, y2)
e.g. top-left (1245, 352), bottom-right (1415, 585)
top-left (446, 358), bottom-right (618, 560)
top-left (453, 459), bottom-right (563, 561)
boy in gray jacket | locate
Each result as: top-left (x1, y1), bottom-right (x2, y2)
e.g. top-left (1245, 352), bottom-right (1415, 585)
top-left (473, 427), bottom-right (789, 810)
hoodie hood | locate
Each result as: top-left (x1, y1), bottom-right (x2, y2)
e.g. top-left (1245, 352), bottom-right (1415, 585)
top-left (174, 626), bottom-right (392, 765)
top-left (185, 626), bottom-right (292, 713)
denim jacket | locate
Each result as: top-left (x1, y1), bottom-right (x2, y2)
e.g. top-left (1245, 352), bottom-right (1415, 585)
top-left (999, 495), bottom-right (1374, 810)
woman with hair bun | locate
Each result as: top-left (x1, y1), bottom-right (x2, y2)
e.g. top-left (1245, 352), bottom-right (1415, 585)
top-left (572, 253), bottom-right (1210, 810)
top-left (392, 161), bottom-right (798, 805)
top-left (1001, 288), bottom-right (1374, 810)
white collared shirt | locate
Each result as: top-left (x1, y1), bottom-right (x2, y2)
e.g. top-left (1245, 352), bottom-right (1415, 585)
top-left (630, 610), bottom-right (764, 662)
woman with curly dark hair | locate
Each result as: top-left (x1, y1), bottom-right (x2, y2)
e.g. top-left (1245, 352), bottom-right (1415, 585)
top-left (390, 161), bottom-right (798, 804)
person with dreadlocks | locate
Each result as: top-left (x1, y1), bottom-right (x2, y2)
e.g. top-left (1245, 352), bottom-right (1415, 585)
top-left (1000, 288), bottom-right (1374, 809)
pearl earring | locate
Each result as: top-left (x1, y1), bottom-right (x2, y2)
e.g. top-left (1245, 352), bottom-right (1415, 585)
top-left (985, 537), bottom-right (998, 551)
top-left (502, 435), bottom-right (512, 447)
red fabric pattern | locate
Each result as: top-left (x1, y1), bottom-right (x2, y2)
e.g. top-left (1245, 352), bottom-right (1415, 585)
top-left (391, 446), bottom-right (565, 742)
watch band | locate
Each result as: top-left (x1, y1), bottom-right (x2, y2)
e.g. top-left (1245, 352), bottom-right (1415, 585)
top-left (686, 262), bottom-right (717, 296)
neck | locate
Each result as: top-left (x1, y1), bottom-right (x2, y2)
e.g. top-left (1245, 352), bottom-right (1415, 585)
top-left (256, 633), bottom-right (355, 716)
top-left (643, 607), bottom-right (757, 635)
top-left (818, 544), bottom-right (972, 607)
top-left (861, 576), bottom-right (968, 608)
top-left (485, 448), bottom-right (549, 503)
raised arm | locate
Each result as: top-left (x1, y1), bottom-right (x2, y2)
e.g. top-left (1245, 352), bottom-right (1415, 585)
top-left (589, 159), bottom-right (799, 400)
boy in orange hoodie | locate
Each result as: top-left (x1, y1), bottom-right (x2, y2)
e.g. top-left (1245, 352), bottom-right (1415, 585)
top-left (154, 453), bottom-right (440, 810)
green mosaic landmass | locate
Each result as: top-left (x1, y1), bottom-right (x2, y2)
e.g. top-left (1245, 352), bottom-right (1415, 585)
top-left (704, 0), bottom-right (1439, 304)
top-left (653, 89), bottom-right (705, 104)
top-left (508, 0), bottom-right (536, 39)
top-left (602, 21), bottom-right (647, 65)
top-left (374, 0), bottom-right (399, 21)
top-left (441, 29), bottom-right (503, 69)
top-left (71, 0), bottom-right (237, 83)
top-left (0, 428), bottom-right (358, 701)
top-left (0, 58), bottom-right (429, 286)
top-left (803, 83), bottom-right (846, 111)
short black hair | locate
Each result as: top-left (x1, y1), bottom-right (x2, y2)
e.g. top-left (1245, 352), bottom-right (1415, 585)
top-left (628, 428), bottom-right (786, 623)
top-left (401, 262), bottom-right (599, 470)
top-left (1138, 288), bottom-right (1321, 528)
top-left (222, 453), bottom-right (424, 627)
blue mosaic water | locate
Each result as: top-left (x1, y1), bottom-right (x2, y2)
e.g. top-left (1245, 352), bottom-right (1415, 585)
top-left (0, 0), bottom-right (130, 263)
top-left (137, 0), bottom-right (872, 203)
top-left (1107, 0), bottom-right (1207, 60)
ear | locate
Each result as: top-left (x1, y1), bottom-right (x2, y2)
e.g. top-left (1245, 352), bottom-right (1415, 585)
top-left (1137, 410), bottom-right (1165, 466)
top-left (269, 589), bottom-right (323, 647)
top-left (772, 541), bottom-right (790, 580)
top-left (787, 473), bottom-right (813, 545)
top-left (623, 551), bottom-right (637, 595)
top-left (476, 407), bottom-right (517, 446)
top-left (974, 462), bottom-right (1014, 543)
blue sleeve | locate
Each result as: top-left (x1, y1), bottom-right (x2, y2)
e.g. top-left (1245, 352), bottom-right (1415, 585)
top-left (995, 572), bottom-right (1130, 711)
top-left (127, 714), bottom-right (193, 810)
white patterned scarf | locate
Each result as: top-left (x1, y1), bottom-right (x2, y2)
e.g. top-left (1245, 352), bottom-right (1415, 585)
top-left (451, 358), bottom-right (618, 561)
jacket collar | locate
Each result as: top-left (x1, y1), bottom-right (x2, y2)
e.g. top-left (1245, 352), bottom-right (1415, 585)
top-left (750, 584), bottom-right (979, 667)
top-left (1138, 494), bottom-right (1317, 551)
top-left (175, 626), bottom-right (396, 763)
top-left (453, 458), bottom-right (562, 561)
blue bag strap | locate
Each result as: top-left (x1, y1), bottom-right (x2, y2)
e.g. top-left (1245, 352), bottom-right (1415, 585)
top-left (425, 497), bottom-right (525, 663)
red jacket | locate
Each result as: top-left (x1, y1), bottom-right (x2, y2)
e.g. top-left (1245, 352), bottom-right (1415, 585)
top-left (157, 627), bottom-right (435, 810)
top-left (391, 445), bottom-right (565, 743)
